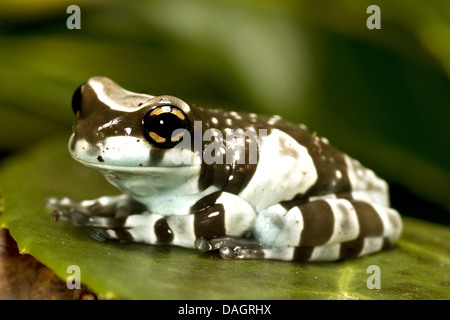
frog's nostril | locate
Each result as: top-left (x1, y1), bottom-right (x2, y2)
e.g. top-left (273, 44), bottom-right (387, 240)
top-left (72, 84), bottom-right (83, 118)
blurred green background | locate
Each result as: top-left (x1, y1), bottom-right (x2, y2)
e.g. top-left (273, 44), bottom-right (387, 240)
top-left (1, 0), bottom-right (449, 222)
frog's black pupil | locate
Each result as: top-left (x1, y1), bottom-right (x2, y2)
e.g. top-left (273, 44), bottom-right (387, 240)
top-left (152, 113), bottom-right (182, 139)
top-left (143, 106), bottom-right (189, 147)
top-left (72, 85), bottom-right (83, 117)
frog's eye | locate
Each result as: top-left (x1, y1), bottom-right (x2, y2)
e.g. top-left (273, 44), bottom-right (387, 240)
top-left (72, 85), bottom-right (83, 119)
top-left (143, 106), bottom-right (190, 148)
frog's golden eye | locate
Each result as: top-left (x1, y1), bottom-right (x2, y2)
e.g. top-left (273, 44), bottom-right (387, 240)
top-left (143, 106), bottom-right (189, 148)
top-left (72, 84), bottom-right (83, 119)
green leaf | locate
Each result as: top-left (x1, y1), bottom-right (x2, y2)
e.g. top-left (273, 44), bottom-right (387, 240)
top-left (1, 135), bottom-right (449, 299)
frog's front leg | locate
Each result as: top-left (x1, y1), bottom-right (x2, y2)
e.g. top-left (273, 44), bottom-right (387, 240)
top-left (47, 194), bottom-right (147, 229)
top-left (53, 192), bottom-right (258, 250)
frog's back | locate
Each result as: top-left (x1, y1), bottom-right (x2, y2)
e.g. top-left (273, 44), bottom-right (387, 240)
top-left (192, 107), bottom-right (389, 212)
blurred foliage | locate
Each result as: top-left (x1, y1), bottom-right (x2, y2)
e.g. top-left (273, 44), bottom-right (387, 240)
top-left (1, 0), bottom-right (450, 300)
top-left (0, 0), bottom-right (449, 215)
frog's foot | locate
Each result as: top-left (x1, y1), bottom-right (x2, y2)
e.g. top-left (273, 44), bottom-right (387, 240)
top-left (47, 194), bottom-right (146, 219)
top-left (220, 246), bottom-right (301, 260)
top-left (195, 236), bottom-right (268, 260)
top-left (194, 236), bottom-right (260, 252)
top-left (50, 207), bottom-right (128, 228)
top-left (89, 228), bottom-right (134, 243)
top-left (48, 195), bottom-right (147, 244)
top-left (219, 246), bottom-right (265, 260)
top-left (195, 236), bottom-right (313, 260)
top-left (49, 206), bottom-right (135, 243)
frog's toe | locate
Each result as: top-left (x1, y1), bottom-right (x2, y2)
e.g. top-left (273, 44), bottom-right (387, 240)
top-left (195, 236), bottom-right (260, 252)
top-left (50, 208), bottom-right (71, 222)
top-left (194, 237), bottom-right (213, 252)
top-left (46, 197), bottom-right (61, 208)
top-left (194, 236), bottom-right (266, 259)
top-left (50, 208), bottom-right (91, 226)
top-left (51, 207), bottom-right (128, 229)
top-left (47, 197), bottom-right (88, 213)
top-left (219, 246), bottom-right (265, 260)
top-left (90, 229), bottom-right (108, 242)
top-left (89, 228), bottom-right (133, 243)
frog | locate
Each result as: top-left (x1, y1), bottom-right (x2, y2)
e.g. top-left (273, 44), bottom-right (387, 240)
top-left (47, 76), bottom-right (402, 261)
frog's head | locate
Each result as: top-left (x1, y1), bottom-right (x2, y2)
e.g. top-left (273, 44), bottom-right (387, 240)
top-left (69, 76), bottom-right (200, 171)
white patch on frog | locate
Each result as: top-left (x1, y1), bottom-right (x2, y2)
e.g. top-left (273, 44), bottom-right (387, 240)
top-left (358, 237), bottom-right (384, 257)
top-left (239, 129), bottom-right (318, 211)
top-left (216, 193), bottom-right (256, 237)
top-left (103, 173), bottom-right (217, 216)
top-left (97, 118), bottom-right (119, 131)
top-left (253, 205), bottom-right (303, 247)
top-left (167, 214), bottom-right (197, 248)
top-left (71, 135), bottom-right (150, 167)
top-left (88, 76), bottom-right (153, 112)
top-left (324, 199), bottom-right (360, 245)
top-left (68, 135), bottom-right (90, 160)
top-left (320, 137), bottom-right (330, 145)
top-left (309, 243), bottom-right (341, 261)
top-left (230, 111), bottom-right (242, 120)
top-left (262, 247), bottom-right (296, 261)
top-left (99, 136), bottom-right (152, 165)
top-left (344, 155), bottom-right (389, 206)
top-left (254, 198), bottom-right (361, 249)
top-left (267, 115), bottom-right (281, 126)
top-left (72, 134), bottom-right (199, 169)
top-left (308, 193), bottom-right (337, 202)
top-left (372, 204), bottom-right (403, 244)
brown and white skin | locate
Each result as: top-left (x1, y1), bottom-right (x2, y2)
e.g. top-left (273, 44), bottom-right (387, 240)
top-left (48, 76), bottom-right (402, 261)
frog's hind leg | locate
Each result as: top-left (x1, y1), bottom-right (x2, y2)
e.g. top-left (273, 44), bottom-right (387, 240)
top-left (244, 197), bottom-right (402, 262)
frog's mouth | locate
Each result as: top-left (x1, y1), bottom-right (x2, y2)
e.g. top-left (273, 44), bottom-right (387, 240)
top-left (68, 134), bottom-right (200, 170)
top-left (73, 156), bottom-right (202, 175)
